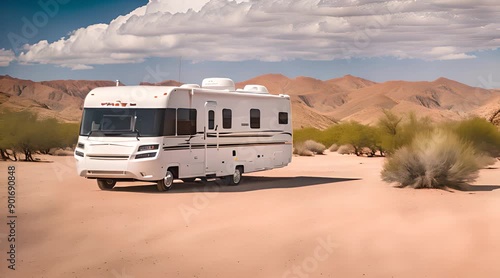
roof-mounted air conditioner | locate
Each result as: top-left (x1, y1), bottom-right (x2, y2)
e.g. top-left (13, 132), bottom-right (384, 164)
top-left (201, 78), bottom-right (235, 91)
top-left (241, 85), bottom-right (269, 94)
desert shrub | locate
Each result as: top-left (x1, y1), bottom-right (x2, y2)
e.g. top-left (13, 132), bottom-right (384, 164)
top-left (378, 110), bottom-right (402, 136)
top-left (381, 129), bottom-right (492, 190)
top-left (377, 112), bottom-right (434, 155)
top-left (447, 117), bottom-right (500, 157)
top-left (304, 140), bottom-right (326, 154)
top-left (293, 127), bottom-right (323, 144)
top-left (377, 110), bottom-right (402, 154)
top-left (0, 110), bottom-right (79, 161)
top-left (293, 143), bottom-right (314, 156)
top-left (337, 144), bottom-right (355, 155)
top-left (397, 113), bottom-right (434, 149)
top-left (328, 144), bottom-right (339, 152)
top-left (332, 121), bottom-right (381, 156)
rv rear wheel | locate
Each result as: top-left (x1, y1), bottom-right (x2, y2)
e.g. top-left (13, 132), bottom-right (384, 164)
top-left (97, 179), bottom-right (116, 190)
top-left (157, 170), bottom-right (174, 192)
top-left (224, 167), bottom-right (242, 186)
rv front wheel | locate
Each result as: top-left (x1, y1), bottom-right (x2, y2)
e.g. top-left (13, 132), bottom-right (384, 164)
top-left (157, 170), bottom-right (174, 192)
top-left (224, 167), bottom-right (242, 186)
top-left (97, 179), bottom-right (116, 190)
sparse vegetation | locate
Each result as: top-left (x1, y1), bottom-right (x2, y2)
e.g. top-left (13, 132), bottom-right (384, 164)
top-left (381, 129), bottom-right (492, 190)
top-left (293, 144), bottom-right (315, 156)
top-left (446, 117), bottom-right (500, 158)
top-left (303, 140), bottom-right (326, 155)
top-left (337, 144), bottom-right (355, 155)
top-left (328, 144), bottom-right (339, 152)
top-left (0, 110), bottom-right (79, 161)
top-left (293, 140), bottom-right (325, 156)
top-left (377, 112), bottom-right (434, 155)
top-left (294, 121), bottom-right (383, 156)
top-left (294, 111), bottom-right (500, 190)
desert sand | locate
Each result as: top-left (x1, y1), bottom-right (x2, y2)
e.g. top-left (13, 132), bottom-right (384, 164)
top-left (1, 152), bottom-right (500, 278)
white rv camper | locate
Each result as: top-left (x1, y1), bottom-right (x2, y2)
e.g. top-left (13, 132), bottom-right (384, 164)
top-left (74, 78), bottom-right (292, 191)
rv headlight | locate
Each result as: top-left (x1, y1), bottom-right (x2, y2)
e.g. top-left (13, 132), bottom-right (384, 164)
top-left (135, 152), bottom-right (157, 159)
top-left (138, 144), bottom-right (159, 152)
top-left (77, 142), bottom-right (85, 149)
top-left (75, 150), bottom-right (84, 157)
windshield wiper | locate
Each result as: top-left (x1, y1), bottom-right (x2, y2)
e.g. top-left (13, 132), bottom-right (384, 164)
top-left (134, 129), bottom-right (140, 141)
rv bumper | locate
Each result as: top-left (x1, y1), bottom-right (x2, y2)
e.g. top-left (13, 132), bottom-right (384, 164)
top-left (75, 156), bottom-right (165, 181)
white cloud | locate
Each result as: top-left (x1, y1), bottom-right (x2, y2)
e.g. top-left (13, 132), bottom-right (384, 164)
top-left (16, 0), bottom-right (500, 68)
top-left (427, 46), bottom-right (477, 60)
top-left (61, 64), bottom-right (94, 70)
top-left (437, 53), bottom-right (476, 60)
top-left (0, 48), bottom-right (15, 67)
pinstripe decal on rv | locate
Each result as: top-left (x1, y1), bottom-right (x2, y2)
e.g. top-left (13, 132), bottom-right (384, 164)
top-left (162, 141), bottom-right (291, 151)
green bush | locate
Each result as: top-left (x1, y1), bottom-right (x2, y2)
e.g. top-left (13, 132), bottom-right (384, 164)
top-left (333, 121), bottom-right (381, 156)
top-left (381, 129), bottom-right (491, 190)
top-left (377, 112), bottom-right (434, 155)
top-left (293, 127), bottom-right (323, 144)
top-left (0, 110), bottom-right (79, 161)
top-left (447, 117), bottom-right (500, 157)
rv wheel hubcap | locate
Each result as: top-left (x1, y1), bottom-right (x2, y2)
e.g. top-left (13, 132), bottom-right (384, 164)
top-left (233, 169), bottom-right (241, 184)
top-left (164, 172), bottom-right (174, 187)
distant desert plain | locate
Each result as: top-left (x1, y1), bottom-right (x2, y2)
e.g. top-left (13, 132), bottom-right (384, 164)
top-left (1, 152), bottom-right (500, 277)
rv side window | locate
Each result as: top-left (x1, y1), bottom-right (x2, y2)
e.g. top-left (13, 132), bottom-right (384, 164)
top-left (250, 109), bottom-right (260, 129)
top-left (177, 108), bottom-right (197, 135)
top-left (222, 109), bottom-right (232, 129)
top-left (279, 112), bottom-right (288, 125)
top-left (164, 108), bottom-right (176, 135)
top-left (208, 110), bottom-right (215, 130)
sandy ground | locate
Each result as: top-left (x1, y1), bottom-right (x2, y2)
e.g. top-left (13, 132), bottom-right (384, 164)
top-left (1, 152), bottom-right (500, 278)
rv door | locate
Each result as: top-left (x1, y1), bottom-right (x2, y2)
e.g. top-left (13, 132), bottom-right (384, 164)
top-left (204, 101), bottom-right (217, 174)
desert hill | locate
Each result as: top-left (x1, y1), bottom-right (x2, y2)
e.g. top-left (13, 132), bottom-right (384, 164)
top-left (237, 74), bottom-right (500, 125)
top-left (0, 75), bottom-right (119, 121)
top-left (0, 74), bottom-right (498, 128)
top-left (328, 77), bottom-right (498, 124)
top-left (140, 80), bottom-right (182, 86)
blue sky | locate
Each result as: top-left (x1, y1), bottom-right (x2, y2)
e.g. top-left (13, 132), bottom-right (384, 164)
top-left (0, 0), bottom-right (499, 88)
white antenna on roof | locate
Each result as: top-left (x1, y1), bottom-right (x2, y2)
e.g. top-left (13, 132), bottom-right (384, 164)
top-left (116, 80), bottom-right (120, 86)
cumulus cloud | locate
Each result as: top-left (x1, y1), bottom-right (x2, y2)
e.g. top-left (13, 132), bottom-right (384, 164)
top-left (16, 0), bottom-right (500, 68)
top-left (0, 49), bottom-right (16, 67)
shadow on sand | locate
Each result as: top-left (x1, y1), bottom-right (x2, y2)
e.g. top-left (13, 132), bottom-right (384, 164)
top-left (466, 185), bottom-right (500, 192)
top-left (111, 176), bottom-right (360, 194)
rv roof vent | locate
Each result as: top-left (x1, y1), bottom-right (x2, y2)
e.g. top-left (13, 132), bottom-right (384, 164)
top-left (180, 84), bottom-right (201, 89)
top-left (202, 78), bottom-right (235, 91)
top-left (243, 85), bottom-right (269, 94)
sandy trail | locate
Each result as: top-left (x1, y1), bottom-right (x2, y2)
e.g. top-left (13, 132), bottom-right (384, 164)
top-left (1, 152), bottom-right (499, 278)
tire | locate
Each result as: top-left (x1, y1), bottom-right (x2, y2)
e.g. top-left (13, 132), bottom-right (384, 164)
top-left (224, 167), bottom-right (242, 186)
top-left (182, 178), bottom-right (196, 183)
top-left (97, 179), bottom-right (116, 190)
top-left (157, 170), bottom-right (174, 192)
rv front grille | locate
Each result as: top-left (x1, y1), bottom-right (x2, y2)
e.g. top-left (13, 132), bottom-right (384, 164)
top-left (87, 170), bottom-right (127, 175)
top-left (87, 155), bottom-right (130, 160)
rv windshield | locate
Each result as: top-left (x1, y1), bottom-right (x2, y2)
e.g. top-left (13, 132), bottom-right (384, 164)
top-left (80, 108), bottom-right (166, 137)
